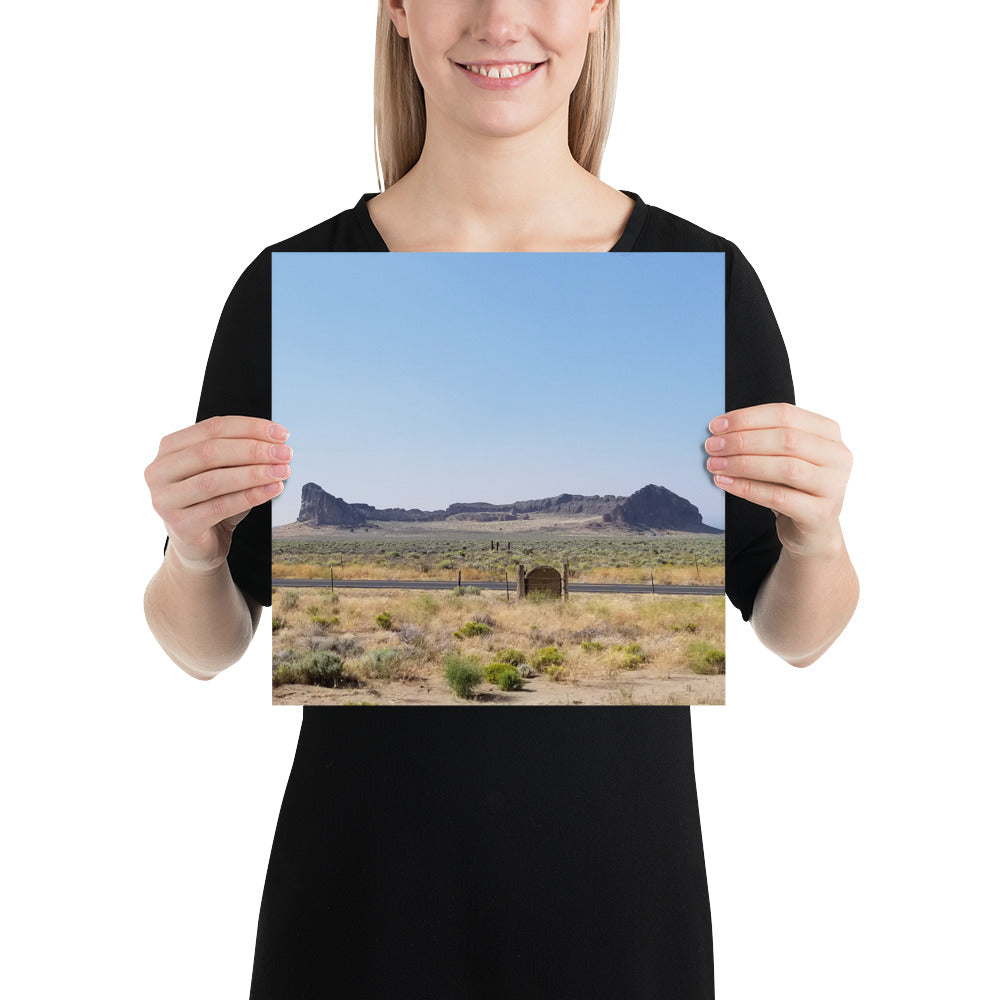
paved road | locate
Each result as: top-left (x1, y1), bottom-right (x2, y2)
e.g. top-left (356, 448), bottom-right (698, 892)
top-left (273, 578), bottom-right (724, 596)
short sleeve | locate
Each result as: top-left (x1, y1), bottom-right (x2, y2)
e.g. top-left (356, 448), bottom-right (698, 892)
top-left (163, 249), bottom-right (274, 608)
top-left (724, 243), bottom-right (795, 620)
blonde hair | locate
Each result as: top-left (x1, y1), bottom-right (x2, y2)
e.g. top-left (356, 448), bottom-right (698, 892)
top-left (374, 0), bottom-right (620, 190)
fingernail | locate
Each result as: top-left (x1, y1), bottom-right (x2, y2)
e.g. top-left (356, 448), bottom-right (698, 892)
top-left (268, 423), bottom-right (290, 441)
top-left (714, 474), bottom-right (734, 486)
top-left (269, 464), bottom-right (290, 479)
top-left (270, 444), bottom-right (292, 461)
top-left (707, 457), bottom-right (727, 471)
top-left (709, 416), bottom-right (729, 433)
top-left (263, 481), bottom-right (282, 496)
top-left (706, 436), bottom-right (726, 452)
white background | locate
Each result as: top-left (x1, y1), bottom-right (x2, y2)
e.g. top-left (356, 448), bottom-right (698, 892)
top-left (3, 2), bottom-right (996, 997)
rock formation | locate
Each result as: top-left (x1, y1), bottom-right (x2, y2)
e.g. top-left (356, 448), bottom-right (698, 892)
top-left (605, 484), bottom-right (723, 533)
top-left (296, 483), bottom-right (368, 527)
top-left (294, 482), bottom-right (722, 533)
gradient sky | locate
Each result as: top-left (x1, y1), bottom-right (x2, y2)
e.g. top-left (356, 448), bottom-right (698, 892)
top-left (272, 252), bottom-right (724, 529)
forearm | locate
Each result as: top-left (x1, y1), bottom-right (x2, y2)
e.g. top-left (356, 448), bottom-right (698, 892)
top-left (144, 543), bottom-right (260, 679)
top-left (750, 524), bottom-right (859, 668)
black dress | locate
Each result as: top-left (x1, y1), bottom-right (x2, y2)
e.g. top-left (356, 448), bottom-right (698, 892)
top-left (188, 192), bottom-right (794, 999)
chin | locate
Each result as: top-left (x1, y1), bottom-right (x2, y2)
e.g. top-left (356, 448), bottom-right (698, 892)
top-left (469, 104), bottom-right (562, 140)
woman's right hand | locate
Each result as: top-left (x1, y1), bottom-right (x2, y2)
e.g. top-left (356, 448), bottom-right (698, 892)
top-left (145, 415), bottom-right (292, 574)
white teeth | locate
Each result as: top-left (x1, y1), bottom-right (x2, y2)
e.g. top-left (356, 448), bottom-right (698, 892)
top-left (463, 62), bottom-right (536, 79)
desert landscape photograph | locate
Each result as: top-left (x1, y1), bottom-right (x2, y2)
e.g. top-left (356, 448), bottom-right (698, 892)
top-left (272, 252), bottom-right (725, 705)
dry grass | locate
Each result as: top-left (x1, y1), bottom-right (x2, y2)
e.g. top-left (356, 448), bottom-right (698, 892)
top-left (272, 587), bottom-right (724, 705)
top-left (271, 560), bottom-right (504, 582)
top-left (271, 560), bottom-right (723, 587)
top-left (572, 564), bottom-right (724, 587)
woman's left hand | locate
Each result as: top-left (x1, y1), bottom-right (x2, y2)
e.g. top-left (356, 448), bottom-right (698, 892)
top-left (705, 402), bottom-right (853, 560)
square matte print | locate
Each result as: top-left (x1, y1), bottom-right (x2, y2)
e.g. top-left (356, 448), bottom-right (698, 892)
top-left (271, 253), bottom-right (725, 705)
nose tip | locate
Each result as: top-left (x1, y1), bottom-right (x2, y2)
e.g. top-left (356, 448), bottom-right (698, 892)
top-left (471, 0), bottom-right (527, 46)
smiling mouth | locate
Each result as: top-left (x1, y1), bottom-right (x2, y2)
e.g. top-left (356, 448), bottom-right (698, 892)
top-left (456, 62), bottom-right (544, 79)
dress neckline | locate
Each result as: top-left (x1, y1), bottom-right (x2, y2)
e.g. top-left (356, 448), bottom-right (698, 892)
top-left (354, 190), bottom-right (647, 252)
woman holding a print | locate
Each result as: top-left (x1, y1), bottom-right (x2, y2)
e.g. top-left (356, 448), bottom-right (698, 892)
top-left (144, 2), bottom-right (858, 996)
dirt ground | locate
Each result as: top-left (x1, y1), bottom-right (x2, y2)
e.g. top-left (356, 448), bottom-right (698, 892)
top-left (272, 667), bottom-right (724, 707)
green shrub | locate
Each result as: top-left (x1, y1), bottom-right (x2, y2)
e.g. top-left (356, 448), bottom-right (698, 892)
top-left (451, 585), bottom-right (481, 596)
top-left (495, 665), bottom-right (524, 691)
top-left (272, 652), bottom-right (354, 688)
top-left (299, 651), bottom-right (350, 687)
top-left (531, 646), bottom-right (564, 670)
top-left (443, 653), bottom-right (483, 699)
top-left (581, 641), bottom-right (603, 653)
top-left (271, 664), bottom-right (299, 687)
top-left (476, 661), bottom-right (526, 689)
top-left (375, 612), bottom-right (393, 630)
top-left (453, 621), bottom-right (493, 638)
top-left (494, 647), bottom-right (526, 666)
top-left (272, 615), bottom-right (287, 633)
top-left (545, 664), bottom-right (565, 682)
top-left (310, 615), bottom-right (340, 628)
top-left (279, 591), bottom-right (299, 611)
top-left (686, 642), bottom-right (726, 675)
top-left (610, 642), bottom-right (648, 670)
top-left (364, 648), bottom-right (402, 680)
top-left (483, 661), bottom-right (509, 684)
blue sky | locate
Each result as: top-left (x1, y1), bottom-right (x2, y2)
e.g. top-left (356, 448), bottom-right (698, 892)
top-left (272, 252), bottom-right (724, 529)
